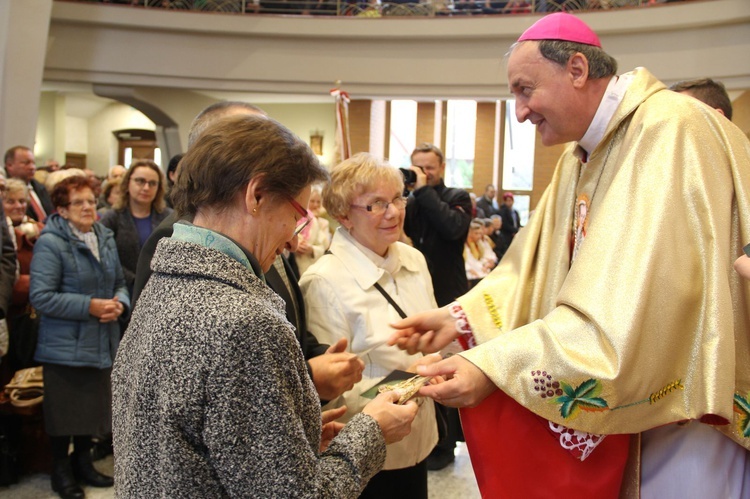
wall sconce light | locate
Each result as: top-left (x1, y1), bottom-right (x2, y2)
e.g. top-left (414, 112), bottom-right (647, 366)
top-left (310, 130), bottom-right (324, 156)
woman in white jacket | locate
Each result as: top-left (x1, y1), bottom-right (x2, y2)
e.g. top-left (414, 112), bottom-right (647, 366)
top-left (300, 153), bottom-right (438, 499)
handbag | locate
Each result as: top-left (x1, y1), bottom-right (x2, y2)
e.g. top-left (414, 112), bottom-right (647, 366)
top-left (4, 366), bottom-right (43, 408)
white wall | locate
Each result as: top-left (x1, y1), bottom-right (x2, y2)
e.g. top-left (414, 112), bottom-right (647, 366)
top-left (260, 103), bottom-right (337, 168)
top-left (35, 92), bottom-right (57, 162)
top-left (87, 103), bottom-right (155, 175)
top-left (65, 116), bottom-right (88, 154)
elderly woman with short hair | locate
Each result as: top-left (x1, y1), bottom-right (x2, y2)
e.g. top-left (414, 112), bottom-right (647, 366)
top-left (30, 175), bottom-right (129, 499)
top-left (112, 115), bottom-right (418, 498)
top-left (3, 178), bottom-right (45, 369)
top-left (300, 152), bottom-right (438, 499)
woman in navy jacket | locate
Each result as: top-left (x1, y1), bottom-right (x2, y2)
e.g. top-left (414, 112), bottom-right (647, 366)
top-left (30, 175), bottom-right (129, 499)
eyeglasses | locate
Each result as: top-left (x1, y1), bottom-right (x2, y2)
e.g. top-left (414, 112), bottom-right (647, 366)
top-left (287, 197), bottom-right (311, 237)
top-left (132, 177), bottom-right (159, 188)
top-left (68, 199), bottom-right (96, 208)
top-left (351, 196), bottom-right (407, 216)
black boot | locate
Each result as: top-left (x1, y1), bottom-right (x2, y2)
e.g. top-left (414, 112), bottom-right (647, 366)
top-left (71, 449), bottom-right (113, 488)
top-left (51, 458), bottom-right (85, 499)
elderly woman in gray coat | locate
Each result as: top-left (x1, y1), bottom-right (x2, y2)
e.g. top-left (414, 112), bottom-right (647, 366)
top-left (112, 115), bottom-right (418, 498)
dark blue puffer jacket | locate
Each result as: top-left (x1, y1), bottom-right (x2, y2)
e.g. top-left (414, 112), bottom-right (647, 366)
top-left (30, 214), bottom-right (130, 368)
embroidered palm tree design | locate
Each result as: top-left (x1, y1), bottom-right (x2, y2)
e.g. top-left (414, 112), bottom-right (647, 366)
top-left (555, 379), bottom-right (609, 419)
top-left (733, 393), bottom-right (750, 438)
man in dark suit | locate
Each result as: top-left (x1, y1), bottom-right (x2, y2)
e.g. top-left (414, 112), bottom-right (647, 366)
top-left (4, 146), bottom-right (54, 222)
top-left (0, 200), bottom-right (18, 356)
top-left (498, 191), bottom-right (522, 258)
top-left (132, 101), bottom-right (364, 402)
top-left (475, 184), bottom-right (499, 217)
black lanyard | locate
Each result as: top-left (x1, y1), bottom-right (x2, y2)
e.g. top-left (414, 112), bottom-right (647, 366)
top-left (373, 283), bottom-right (407, 319)
top-left (327, 249), bottom-right (407, 319)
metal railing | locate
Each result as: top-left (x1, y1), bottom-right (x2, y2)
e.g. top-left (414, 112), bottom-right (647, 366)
top-left (66, 0), bottom-right (692, 17)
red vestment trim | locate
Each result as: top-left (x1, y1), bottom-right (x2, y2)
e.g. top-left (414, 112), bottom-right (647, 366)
top-left (460, 390), bottom-right (631, 498)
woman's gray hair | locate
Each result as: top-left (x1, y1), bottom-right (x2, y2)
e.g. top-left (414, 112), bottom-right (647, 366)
top-left (173, 114), bottom-right (329, 218)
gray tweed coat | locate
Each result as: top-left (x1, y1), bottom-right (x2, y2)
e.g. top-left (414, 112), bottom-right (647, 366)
top-left (112, 237), bottom-right (386, 498)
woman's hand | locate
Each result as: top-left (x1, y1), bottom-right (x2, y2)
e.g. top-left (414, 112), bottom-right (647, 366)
top-left (90, 297), bottom-right (124, 323)
top-left (296, 238), bottom-right (313, 256)
top-left (309, 338), bottom-right (365, 401)
top-left (361, 391), bottom-right (418, 445)
top-left (388, 306), bottom-right (459, 355)
top-left (320, 406), bottom-right (347, 452)
top-left (735, 254), bottom-right (750, 280)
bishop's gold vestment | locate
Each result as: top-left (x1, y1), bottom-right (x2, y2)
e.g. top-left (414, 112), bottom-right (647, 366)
top-left (459, 68), bottom-right (750, 451)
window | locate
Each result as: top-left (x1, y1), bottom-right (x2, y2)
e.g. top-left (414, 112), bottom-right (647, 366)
top-left (123, 147), bottom-right (161, 168)
top-left (502, 99), bottom-right (535, 192)
top-left (388, 100), bottom-right (417, 168)
top-left (444, 100), bottom-right (476, 189)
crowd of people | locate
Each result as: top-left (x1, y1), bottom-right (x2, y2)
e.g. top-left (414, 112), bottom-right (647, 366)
top-left (0, 10), bottom-right (748, 499)
top-left (96, 0), bottom-right (688, 17)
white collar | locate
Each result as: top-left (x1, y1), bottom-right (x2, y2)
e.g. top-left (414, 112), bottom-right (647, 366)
top-left (578, 74), bottom-right (634, 158)
top-left (339, 227), bottom-right (402, 275)
top-left (328, 228), bottom-right (421, 291)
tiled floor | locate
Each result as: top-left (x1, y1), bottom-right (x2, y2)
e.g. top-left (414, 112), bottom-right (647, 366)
top-left (0, 443), bottom-right (479, 498)
top-left (427, 442), bottom-right (481, 499)
top-left (0, 457), bottom-right (114, 499)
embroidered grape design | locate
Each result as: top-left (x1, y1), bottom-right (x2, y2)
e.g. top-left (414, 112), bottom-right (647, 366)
top-left (531, 370), bottom-right (563, 399)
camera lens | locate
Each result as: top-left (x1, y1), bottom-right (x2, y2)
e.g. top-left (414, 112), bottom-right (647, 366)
top-left (399, 168), bottom-right (417, 185)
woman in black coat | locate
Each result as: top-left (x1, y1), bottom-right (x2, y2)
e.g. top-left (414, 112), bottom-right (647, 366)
top-left (99, 159), bottom-right (171, 297)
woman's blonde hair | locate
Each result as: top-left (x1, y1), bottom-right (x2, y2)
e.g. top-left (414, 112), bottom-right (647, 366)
top-left (44, 168), bottom-right (86, 194)
top-left (116, 159), bottom-right (167, 213)
top-left (323, 152), bottom-right (403, 220)
top-left (5, 178), bottom-right (28, 199)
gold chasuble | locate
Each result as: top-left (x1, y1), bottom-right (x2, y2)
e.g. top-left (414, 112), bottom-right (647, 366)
top-left (459, 68), bottom-right (750, 451)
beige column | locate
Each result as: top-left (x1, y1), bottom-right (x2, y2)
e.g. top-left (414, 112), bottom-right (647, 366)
top-left (0, 0), bottom-right (53, 155)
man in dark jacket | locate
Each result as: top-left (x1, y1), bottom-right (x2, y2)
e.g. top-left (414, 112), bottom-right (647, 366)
top-left (404, 143), bottom-right (472, 470)
top-left (404, 143), bottom-right (472, 308)
top-left (498, 191), bottom-right (522, 258)
top-left (475, 184), bottom-right (499, 217)
top-left (0, 202), bottom-right (18, 356)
